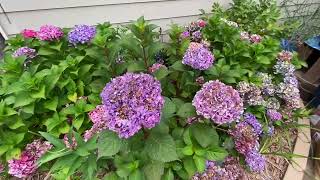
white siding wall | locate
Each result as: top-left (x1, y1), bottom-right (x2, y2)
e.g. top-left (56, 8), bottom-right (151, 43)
top-left (0, 0), bottom-right (232, 37)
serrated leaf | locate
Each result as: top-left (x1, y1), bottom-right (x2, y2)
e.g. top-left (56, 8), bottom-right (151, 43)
top-left (127, 62), bottom-right (145, 72)
top-left (206, 147), bottom-right (228, 161)
top-left (190, 123), bottom-right (218, 148)
top-left (68, 92), bottom-right (77, 102)
top-left (183, 157), bottom-right (197, 177)
top-left (162, 97), bottom-right (176, 119)
top-left (193, 155), bottom-right (206, 172)
top-left (129, 170), bottom-right (144, 180)
top-left (145, 132), bottom-right (178, 162)
top-left (44, 97), bottom-right (59, 111)
top-left (30, 85), bottom-right (46, 99)
top-left (39, 131), bottom-right (65, 149)
top-left (162, 169), bottom-right (174, 180)
top-left (154, 67), bottom-right (169, 80)
top-left (98, 131), bottom-right (122, 158)
top-left (177, 103), bottom-right (196, 118)
top-left (143, 161), bottom-right (164, 180)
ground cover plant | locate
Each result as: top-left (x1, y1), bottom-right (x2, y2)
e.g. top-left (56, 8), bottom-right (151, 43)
top-left (0, 0), bottom-right (311, 179)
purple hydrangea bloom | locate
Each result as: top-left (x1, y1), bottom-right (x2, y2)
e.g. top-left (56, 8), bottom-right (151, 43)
top-left (267, 126), bottom-right (274, 136)
top-left (8, 139), bottom-right (52, 178)
top-left (266, 109), bottom-right (282, 121)
top-left (37, 25), bottom-right (63, 41)
top-left (229, 121), bottom-right (259, 155)
top-left (284, 76), bottom-right (299, 87)
top-left (245, 150), bottom-right (266, 172)
top-left (274, 61), bottom-right (295, 75)
top-left (12, 47), bottom-right (37, 58)
top-left (244, 113), bottom-right (263, 135)
top-left (193, 80), bottom-right (244, 124)
top-left (181, 31), bottom-right (190, 38)
top-left (182, 42), bottom-right (215, 70)
top-left (100, 73), bottom-right (164, 138)
top-left (68, 24), bottom-right (96, 45)
top-left (192, 31), bottom-right (202, 41)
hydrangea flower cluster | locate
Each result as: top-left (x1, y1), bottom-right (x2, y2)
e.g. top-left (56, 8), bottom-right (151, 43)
top-left (8, 139), bottom-right (52, 178)
top-left (257, 72), bottom-right (276, 96)
top-left (277, 50), bottom-right (293, 62)
top-left (192, 157), bottom-right (244, 180)
top-left (37, 25), bottom-right (64, 41)
top-left (148, 63), bottom-right (167, 73)
top-left (229, 119), bottom-right (266, 172)
top-left (181, 20), bottom-right (206, 42)
top-left (237, 81), bottom-right (265, 106)
top-left (84, 105), bottom-right (108, 141)
top-left (221, 18), bottom-right (239, 28)
top-left (68, 24), bottom-right (96, 45)
top-left (267, 109), bottom-right (282, 121)
top-left (274, 61), bottom-right (295, 75)
top-left (266, 97), bottom-right (281, 110)
top-left (193, 80), bottom-right (243, 124)
top-left (250, 34), bottom-right (262, 43)
top-left (100, 73), bottom-right (164, 138)
top-left (12, 47), bottom-right (37, 59)
top-left (21, 29), bottom-right (37, 38)
top-left (182, 42), bottom-right (215, 70)
top-left (276, 82), bottom-right (301, 110)
top-left (240, 31), bottom-right (250, 41)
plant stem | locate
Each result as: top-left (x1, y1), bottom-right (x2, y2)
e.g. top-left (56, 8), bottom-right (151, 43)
top-left (28, 130), bottom-right (41, 137)
top-left (142, 46), bottom-right (148, 68)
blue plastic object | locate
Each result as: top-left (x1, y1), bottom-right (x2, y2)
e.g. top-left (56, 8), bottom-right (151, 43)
top-left (305, 35), bottom-right (320, 51)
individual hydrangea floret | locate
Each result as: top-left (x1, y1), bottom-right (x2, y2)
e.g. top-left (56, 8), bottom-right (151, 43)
top-left (148, 63), bottom-right (167, 73)
top-left (277, 50), bottom-right (293, 62)
top-left (100, 73), bottom-right (164, 138)
top-left (245, 150), bottom-right (266, 172)
top-left (274, 61), bottom-right (295, 75)
top-left (182, 42), bottom-right (215, 70)
top-left (266, 109), bottom-right (282, 121)
top-left (250, 34), bottom-right (262, 43)
top-left (244, 113), bottom-right (263, 135)
top-left (193, 80), bottom-right (244, 124)
top-left (8, 140), bottom-right (52, 178)
top-left (12, 47), bottom-right (37, 59)
top-left (84, 105), bottom-right (108, 141)
top-left (237, 81), bottom-right (265, 106)
top-left (68, 24), bottom-right (96, 45)
top-left (192, 156), bottom-right (244, 180)
top-left (21, 29), bottom-right (37, 38)
top-left (37, 25), bottom-right (63, 41)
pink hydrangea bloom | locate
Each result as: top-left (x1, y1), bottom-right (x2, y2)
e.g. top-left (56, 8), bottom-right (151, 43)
top-left (63, 134), bottom-right (78, 149)
top-left (240, 32), bottom-right (250, 41)
top-left (277, 50), bottom-right (293, 62)
top-left (37, 25), bottom-right (63, 41)
top-left (8, 140), bottom-right (52, 178)
top-left (84, 105), bottom-right (108, 141)
top-left (250, 34), bottom-right (262, 43)
top-left (21, 29), bottom-right (37, 38)
top-left (197, 20), bottom-right (207, 28)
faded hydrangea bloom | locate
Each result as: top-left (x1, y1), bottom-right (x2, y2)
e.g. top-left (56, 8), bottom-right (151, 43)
top-left (250, 34), bottom-right (262, 43)
top-left (182, 42), bottom-right (215, 70)
top-left (63, 134), bottom-right (78, 149)
top-left (257, 72), bottom-right (276, 96)
top-left (265, 97), bottom-right (281, 110)
top-left (195, 76), bottom-right (205, 86)
top-left (267, 126), bottom-right (274, 136)
top-left (192, 156), bottom-right (244, 180)
top-left (237, 81), bottom-right (265, 106)
top-left (240, 31), bottom-right (250, 41)
top-left (276, 83), bottom-right (300, 101)
top-left (221, 18), bottom-right (239, 28)
top-left (21, 29), bottom-right (37, 38)
top-left (148, 63), bottom-right (167, 73)
top-left (37, 25), bottom-right (63, 41)
top-left (284, 76), bottom-right (299, 87)
top-left (68, 24), bottom-right (96, 45)
top-left (8, 140), bottom-right (52, 178)
top-left (266, 109), bottom-right (282, 121)
top-left (274, 61), bottom-right (295, 75)
top-left (100, 73), bottom-right (164, 138)
top-left (193, 80), bottom-right (243, 124)
top-left (245, 150), bottom-right (266, 172)
top-left (12, 47), bottom-right (37, 59)
top-left (277, 50), bottom-right (293, 62)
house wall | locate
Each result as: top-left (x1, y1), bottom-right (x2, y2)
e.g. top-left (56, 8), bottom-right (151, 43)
top-left (0, 0), bottom-right (231, 38)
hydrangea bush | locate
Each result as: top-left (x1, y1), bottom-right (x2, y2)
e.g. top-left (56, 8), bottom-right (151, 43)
top-left (0, 1), bottom-right (310, 179)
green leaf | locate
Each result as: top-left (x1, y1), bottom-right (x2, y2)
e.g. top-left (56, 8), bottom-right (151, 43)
top-left (37, 149), bottom-right (72, 167)
top-left (256, 56), bottom-right (271, 64)
top-left (154, 67), bottom-right (169, 80)
top-left (129, 170), bottom-right (144, 180)
top-left (38, 47), bottom-right (56, 56)
top-left (98, 131), bottom-right (122, 158)
top-left (30, 85), bottom-right (46, 99)
top-left (7, 117), bottom-right (25, 129)
top-left (127, 62), bottom-right (146, 72)
top-left (104, 172), bottom-right (120, 180)
top-left (190, 123), bottom-right (219, 148)
top-left (162, 97), bottom-right (176, 119)
top-left (206, 147), bottom-right (228, 161)
top-left (45, 112), bottom-right (66, 132)
top-left (39, 131), bottom-right (65, 149)
top-left (193, 155), bottom-right (206, 172)
top-left (67, 92), bottom-right (77, 102)
top-left (0, 145), bottom-right (10, 156)
top-left (162, 169), bottom-right (174, 180)
top-left (171, 61), bottom-right (186, 71)
top-left (14, 93), bottom-right (34, 108)
top-left (143, 161), bottom-right (164, 180)
top-left (182, 145), bottom-right (194, 156)
top-left (176, 103), bottom-right (196, 118)
top-left (183, 157), bottom-right (197, 177)
top-left (44, 97), bottom-right (59, 111)
top-left (145, 132), bottom-right (178, 162)
top-left (6, 148), bottom-right (21, 160)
